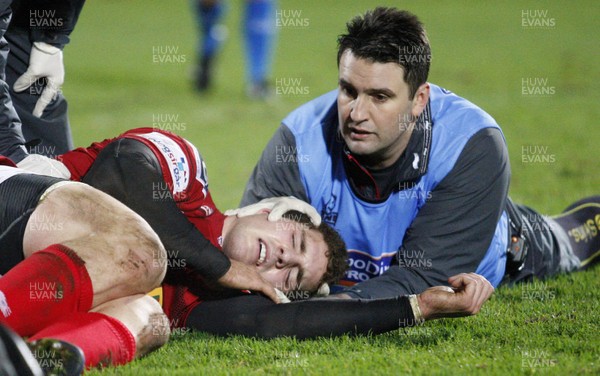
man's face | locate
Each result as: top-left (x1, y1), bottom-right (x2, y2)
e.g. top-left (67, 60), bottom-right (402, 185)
top-left (337, 49), bottom-right (429, 169)
top-left (222, 214), bottom-right (328, 293)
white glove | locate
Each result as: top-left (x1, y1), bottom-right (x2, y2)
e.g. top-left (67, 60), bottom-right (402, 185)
top-left (274, 288), bottom-right (291, 303)
top-left (225, 196), bottom-right (321, 226)
top-left (16, 154), bottom-right (71, 179)
top-left (315, 283), bottom-right (330, 297)
top-left (13, 42), bottom-right (65, 117)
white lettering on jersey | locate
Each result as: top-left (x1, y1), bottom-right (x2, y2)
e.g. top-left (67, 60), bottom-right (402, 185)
top-left (200, 205), bottom-right (213, 216)
top-left (341, 249), bottom-right (395, 286)
top-left (185, 139), bottom-right (209, 198)
top-left (138, 133), bottom-right (190, 194)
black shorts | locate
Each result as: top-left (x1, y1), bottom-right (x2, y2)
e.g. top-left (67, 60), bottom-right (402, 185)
top-left (0, 173), bottom-right (65, 275)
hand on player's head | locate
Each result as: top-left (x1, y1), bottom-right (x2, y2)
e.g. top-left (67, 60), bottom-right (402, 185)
top-left (225, 196), bottom-right (321, 226)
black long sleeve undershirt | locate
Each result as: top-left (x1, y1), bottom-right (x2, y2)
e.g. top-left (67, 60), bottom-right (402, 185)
top-left (185, 294), bottom-right (416, 339)
top-left (81, 138), bottom-right (231, 282)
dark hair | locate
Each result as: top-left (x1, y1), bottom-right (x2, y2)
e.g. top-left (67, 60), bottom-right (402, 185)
top-left (337, 7), bottom-right (430, 99)
top-left (282, 211), bottom-right (348, 292)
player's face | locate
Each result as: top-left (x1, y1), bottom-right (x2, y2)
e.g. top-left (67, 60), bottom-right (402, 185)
top-left (337, 49), bottom-right (429, 169)
top-left (222, 214), bottom-right (328, 293)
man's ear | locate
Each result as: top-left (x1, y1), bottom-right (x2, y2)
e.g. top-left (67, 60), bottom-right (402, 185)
top-left (411, 82), bottom-right (430, 118)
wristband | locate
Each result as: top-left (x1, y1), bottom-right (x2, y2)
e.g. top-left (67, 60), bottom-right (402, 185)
top-left (408, 294), bottom-right (425, 325)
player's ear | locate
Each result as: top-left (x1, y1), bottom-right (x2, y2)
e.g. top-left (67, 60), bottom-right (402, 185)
top-left (411, 82), bottom-right (430, 118)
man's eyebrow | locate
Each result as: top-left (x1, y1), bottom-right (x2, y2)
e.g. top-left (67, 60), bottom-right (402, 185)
top-left (365, 87), bottom-right (396, 98)
top-left (339, 78), bottom-right (395, 98)
top-left (338, 78), bottom-right (353, 88)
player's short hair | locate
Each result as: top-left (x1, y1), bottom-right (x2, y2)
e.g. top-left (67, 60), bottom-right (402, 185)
top-left (282, 211), bottom-right (348, 293)
top-left (337, 7), bottom-right (430, 99)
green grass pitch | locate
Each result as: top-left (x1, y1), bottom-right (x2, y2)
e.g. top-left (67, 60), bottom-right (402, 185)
top-left (59, 1), bottom-right (599, 374)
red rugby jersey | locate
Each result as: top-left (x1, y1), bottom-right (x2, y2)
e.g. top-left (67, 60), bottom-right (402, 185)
top-left (60, 128), bottom-right (228, 325)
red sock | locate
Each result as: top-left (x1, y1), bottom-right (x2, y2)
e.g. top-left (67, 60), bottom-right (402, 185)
top-left (0, 244), bottom-right (93, 336)
top-left (29, 312), bottom-right (137, 368)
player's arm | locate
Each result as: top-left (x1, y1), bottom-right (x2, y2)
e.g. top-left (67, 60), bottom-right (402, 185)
top-left (342, 128), bottom-right (510, 297)
top-left (185, 273), bottom-right (493, 339)
top-left (237, 125), bottom-right (321, 225)
top-left (241, 125), bottom-right (308, 206)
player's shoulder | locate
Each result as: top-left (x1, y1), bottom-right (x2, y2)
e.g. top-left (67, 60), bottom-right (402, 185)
top-left (428, 83), bottom-right (500, 133)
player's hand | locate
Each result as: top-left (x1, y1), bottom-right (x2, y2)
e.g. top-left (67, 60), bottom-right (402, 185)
top-left (16, 154), bottom-right (71, 179)
top-left (417, 273), bottom-right (494, 320)
top-left (13, 42), bottom-right (65, 117)
top-left (225, 197), bottom-right (321, 226)
top-left (217, 259), bottom-right (283, 303)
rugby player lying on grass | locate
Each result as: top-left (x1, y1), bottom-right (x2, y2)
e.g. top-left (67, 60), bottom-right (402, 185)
top-left (0, 151), bottom-right (348, 373)
top-left (23, 128), bottom-right (493, 337)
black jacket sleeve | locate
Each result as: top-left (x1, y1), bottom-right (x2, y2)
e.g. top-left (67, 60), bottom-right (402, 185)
top-left (241, 125), bottom-right (308, 206)
top-left (0, 3), bottom-right (27, 162)
top-left (185, 294), bottom-right (417, 339)
top-left (343, 128), bottom-right (510, 297)
top-left (9, 0), bottom-right (86, 48)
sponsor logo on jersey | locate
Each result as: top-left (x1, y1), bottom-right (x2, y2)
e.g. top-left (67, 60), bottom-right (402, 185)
top-left (139, 133), bottom-right (190, 194)
top-left (343, 249), bottom-right (396, 284)
top-left (322, 195), bottom-right (338, 225)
